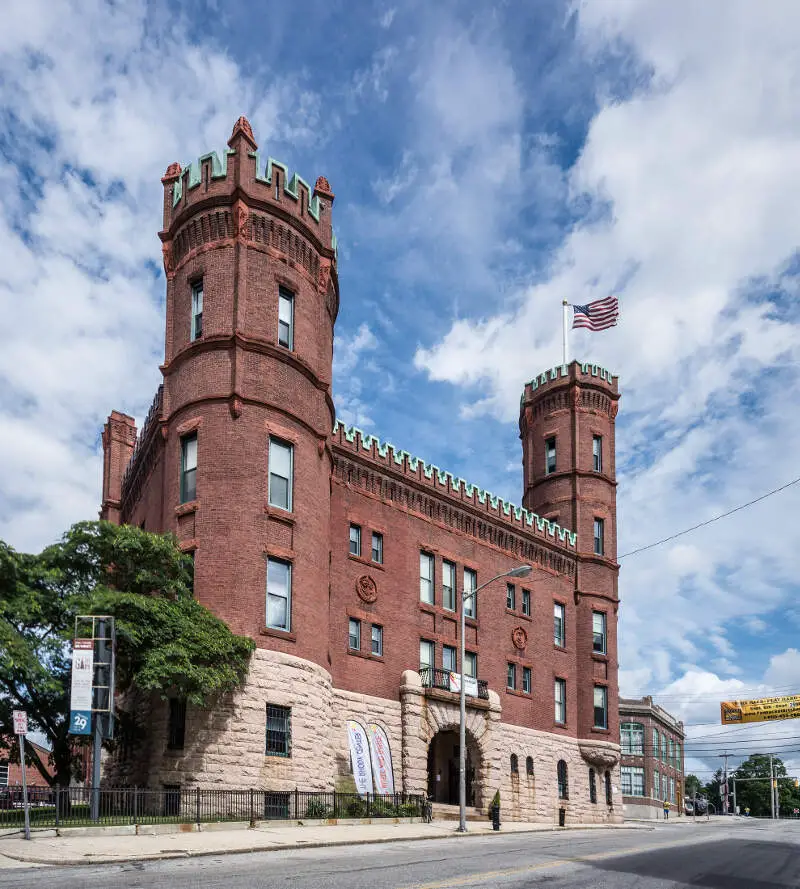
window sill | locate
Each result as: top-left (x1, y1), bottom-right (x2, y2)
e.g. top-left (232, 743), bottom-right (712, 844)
top-left (348, 553), bottom-right (385, 572)
top-left (591, 726), bottom-right (610, 735)
top-left (465, 616), bottom-right (478, 627)
top-left (265, 505), bottom-right (295, 523)
top-left (554, 721), bottom-right (568, 729)
top-left (506, 688), bottom-right (531, 699)
top-left (347, 648), bottom-right (384, 663)
top-left (419, 601), bottom-right (436, 615)
top-left (261, 627), bottom-right (297, 643)
top-left (554, 643), bottom-right (568, 652)
top-left (175, 500), bottom-right (198, 517)
top-left (164, 747), bottom-right (185, 755)
top-left (592, 651), bottom-right (608, 660)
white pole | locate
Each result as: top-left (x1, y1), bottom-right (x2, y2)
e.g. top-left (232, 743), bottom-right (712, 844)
top-left (19, 734), bottom-right (30, 841)
top-left (562, 300), bottom-right (569, 365)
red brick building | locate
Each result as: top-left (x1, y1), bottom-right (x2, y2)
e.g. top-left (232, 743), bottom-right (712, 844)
top-left (99, 117), bottom-right (623, 824)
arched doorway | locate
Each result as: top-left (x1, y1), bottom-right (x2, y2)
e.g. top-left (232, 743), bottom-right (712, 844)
top-left (427, 729), bottom-right (480, 806)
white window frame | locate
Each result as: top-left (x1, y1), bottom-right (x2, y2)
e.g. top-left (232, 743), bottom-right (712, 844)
top-left (268, 437), bottom-right (293, 511)
top-left (443, 645), bottom-right (457, 672)
top-left (464, 651), bottom-right (477, 678)
top-left (349, 524), bottom-right (361, 557)
top-left (545, 436), bottom-right (556, 474)
top-left (420, 552), bottom-right (434, 605)
top-left (555, 677), bottom-right (566, 724)
top-left (0, 762), bottom-right (8, 787)
top-left (593, 685), bottom-right (608, 729)
top-left (592, 434), bottom-right (602, 473)
top-left (371, 624), bottom-right (383, 656)
top-left (348, 618), bottom-right (360, 650)
top-left (420, 639), bottom-right (435, 671)
top-left (371, 532), bottom-right (383, 564)
top-left (592, 611), bottom-right (607, 654)
top-left (266, 557), bottom-right (292, 632)
top-left (506, 583), bottom-right (515, 610)
top-left (507, 663), bottom-right (516, 690)
top-left (554, 602), bottom-right (566, 647)
top-left (463, 568), bottom-right (477, 618)
top-left (191, 280), bottom-right (203, 341)
top-left (442, 560), bottom-right (456, 612)
top-left (522, 666), bottom-right (531, 694)
top-left (278, 287), bottom-right (294, 349)
top-left (593, 517), bottom-right (605, 556)
top-left (654, 769), bottom-right (660, 799)
top-left (621, 766), bottom-right (645, 797)
top-left (522, 589), bottom-right (531, 616)
top-left (180, 433), bottom-right (198, 504)
top-left (621, 722), bottom-right (644, 756)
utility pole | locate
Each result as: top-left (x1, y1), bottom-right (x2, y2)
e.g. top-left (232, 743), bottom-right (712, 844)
top-left (770, 754), bottom-right (775, 820)
top-left (719, 753), bottom-right (731, 815)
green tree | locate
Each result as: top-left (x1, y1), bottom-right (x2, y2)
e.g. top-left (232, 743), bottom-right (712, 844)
top-left (0, 521), bottom-right (254, 786)
top-left (685, 774), bottom-right (703, 799)
top-left (733, 754), bottom-right (800, 817)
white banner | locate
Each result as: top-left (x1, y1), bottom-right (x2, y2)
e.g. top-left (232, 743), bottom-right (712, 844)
top-left (70, 639), bottom-right (94, 710)
top-left (448, 672), bottom-right (478, 697)
top-left (367, 724), bottom-right (395, 794)
top-left (347, 720), bottom-right (373, 798)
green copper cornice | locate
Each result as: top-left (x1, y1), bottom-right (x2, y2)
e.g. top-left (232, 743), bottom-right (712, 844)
top-left (250, 152), bottom-right (322, 222)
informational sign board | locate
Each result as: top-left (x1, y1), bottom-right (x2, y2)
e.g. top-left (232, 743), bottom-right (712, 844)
top-left (448, 672), bottom-right (479, 697)
top-left (367, 723), bottom-right (395, 794)
top-left (69, 639), bottom-right (94, 735)
top-left (720, 694), bottom-right (800, 725)
top-left (12, 710), bottom-right (27, 735)
top-left (347, 720), bottom-right (373, 798)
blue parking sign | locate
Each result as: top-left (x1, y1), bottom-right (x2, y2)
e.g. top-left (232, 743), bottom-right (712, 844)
top-left (69, 710), bottom-right (92, 735)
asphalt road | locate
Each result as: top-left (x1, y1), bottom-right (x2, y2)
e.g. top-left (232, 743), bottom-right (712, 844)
top-left (2, 821), bottom-right (799, 888)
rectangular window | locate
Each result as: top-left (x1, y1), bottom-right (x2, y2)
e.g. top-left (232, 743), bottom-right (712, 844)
top-left (371, 624), bottom-right (383, 656)
top-left (167, 698), bottom-right (186, 750)
top-left (592, 435), bottom-right (603, 473)
top-left (349, 618), bottom-right (360, 651)
top-left (371, 532), bottom-right (383, 564)
top-left (662, 734), bottom-right (668, 763)
top-left (554, 602), bottom-right (566, 647)
top-left (593, 518), bottom-right (605, 556)
top-left (463, 568), bottom-right (477, 618)
top-left (266, 557), bottom-right (291, 631)
top-left (443, 645), bottom-right (457, 672)
top-left (464, 651), bottom-right (477, 678)
top-left (506, 583), bottom-right (515, 610)
top-left (522, 666), bottom-right (531, 694)
top-left (278, 287), bottom-right (294, 349)
top-left (652, 728), bottom-right (659, 761)
top-left (265, 704), bottom-right (291, 757)
top-left (522, 589), bottom-right (531, 616)
top-left (268, 437), bottom-right (293, 511)
top-left (545, 436), bottom-right (556, 474)
top-left (555, 678), bottom-right (566, 724)
top-left (442, 560), bottom-right (456, 612)
top-left (676, 743), bottom-right (682, 767)
top-left (669, 777), bottom-right (675, 802)
top-left (420, 552), bottom-right (434, 604)
top-left (593, 686), bottom-right (608, 729)
top-left (654, 769), bottom-right (660, 799)
top-left (180, 433), bottom-right (197, 503)
top-left (668, 738), bottom-right (674, 765)
top-left (190, 280), bottom-right (203, 341)
top-left (420, 639), bottom-right (434, 671)
top-left (621, 766), bottom-right (645, 797)
top-left (349, 524), bottom-right (361, 557)
top-left (0, 763), bottom-right (7, 786)
top-left (621, 722), bottom-right (644, 756)
top-left (507, 663), bottom-right (516, 690)
top-left (592, 611), bottom-right (607, 654)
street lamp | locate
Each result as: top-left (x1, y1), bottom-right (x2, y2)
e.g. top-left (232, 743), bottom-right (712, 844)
top-left (458, 563), bottom-right (532, 832)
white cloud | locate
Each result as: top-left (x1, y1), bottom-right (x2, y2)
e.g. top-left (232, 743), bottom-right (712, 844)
top-left (333, 324), bottom-right (379, 429)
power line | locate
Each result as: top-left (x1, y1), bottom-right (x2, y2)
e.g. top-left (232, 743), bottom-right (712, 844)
top-left (618, 474), bottom-right (800, 559)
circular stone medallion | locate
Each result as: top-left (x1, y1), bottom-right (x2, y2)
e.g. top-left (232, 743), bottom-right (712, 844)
top-left (511, 626), bottom-right (528, 650)
top-left (356, 575), bottom-right (378, 604)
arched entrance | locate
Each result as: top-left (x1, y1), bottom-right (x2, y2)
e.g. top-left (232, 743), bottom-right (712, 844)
top-left (427, 729), bottom-right (480, 806)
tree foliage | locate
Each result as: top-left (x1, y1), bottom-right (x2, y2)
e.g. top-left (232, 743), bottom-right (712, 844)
top-left (0, 521), bottom-right (254, 786)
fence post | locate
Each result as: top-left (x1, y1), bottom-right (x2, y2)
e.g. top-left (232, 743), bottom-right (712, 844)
top-left (133, 787), bottom-right (138, 826)
top-left (333, 789), bottom-right (337, 819)
top-left (295, 787), bottom-right (299, 821)
top-left (249, 788), bottom-right (255, 827)
top-left (54, 787), bottom-right (60, 829)
top-left (196, 787), bottom-right (201, 825)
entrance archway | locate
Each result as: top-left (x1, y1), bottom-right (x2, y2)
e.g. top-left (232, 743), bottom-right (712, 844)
top-left (427, 729), bottom-right (480, 806)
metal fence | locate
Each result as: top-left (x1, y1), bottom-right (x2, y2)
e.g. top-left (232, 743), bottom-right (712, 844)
top-left (419, 667), bottom-right (489, 700)
top-left (0, 786), bottom-right (426, 830)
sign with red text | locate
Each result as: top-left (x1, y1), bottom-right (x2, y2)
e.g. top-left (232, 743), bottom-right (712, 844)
top-left (367, 723), bottom-right (395, 794)
top-left (12, 710), bottom-right (27, 735)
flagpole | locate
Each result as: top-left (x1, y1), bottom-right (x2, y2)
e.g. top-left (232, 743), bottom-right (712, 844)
top-left (562, 300), bottom-right (569, 366)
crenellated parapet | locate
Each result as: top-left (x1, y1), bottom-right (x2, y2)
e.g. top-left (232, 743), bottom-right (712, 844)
top-left (332, 420), bottom-right (577, 550)
top-left (521, 362), bottom-right (618, 399)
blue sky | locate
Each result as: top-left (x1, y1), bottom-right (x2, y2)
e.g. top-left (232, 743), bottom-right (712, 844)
top-left (2, 0), bottom-right (800, 779)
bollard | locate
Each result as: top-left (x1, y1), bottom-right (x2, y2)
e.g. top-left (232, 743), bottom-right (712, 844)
top-left (559, 807), bottom-right (566, 827)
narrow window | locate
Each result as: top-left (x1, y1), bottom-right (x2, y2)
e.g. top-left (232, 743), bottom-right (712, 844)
top-left (349, 524), bottom-right (361, 556)
top-left (554, 602), bottom-right (566, 647)
top-left (419, 639), bottom-right (434, 672)
top-left (167, 698), bottom-right (186, 750)
top-left (676, 743), bottom-right (682, 767)
top-left (371, 532), bottom-right (383, 564)
top-left (669, 776), bottom-right (675, 803)
top-left (593, 686), bottom-right (608, 729)
top-left (592, 435), bottom-right (603, 472)
top-left (522, 666), bottom-right (532, 694)
top-left (592, 611), bottom-right (607, 654)
top-left (190, 280), bottom-right (203, 341)
top-left (464, 651), bottom-right (477, 678)
top-left (442, 560), bottom-right (456, 611)
top-left (522, 589), bottom-right (531, 616)
top-left (653, 727), bottom-right (660, 761)
top-left (545, 437), bottom-right (556, 474)
top-left (265, 704), bottom-right (291, 757)
top-left (526, 756), bottom-right (534, 777)
top-left (654, 769), bottom-right (660, 799)
top-left (266, 557), bottom-right (291, 631)
top-left (371, 624), bottom-right (383, 656)
top-left (507, 663), bottom-right (516, 690)
top-left (0, 763), bottom-right (8, 786)
top-left (278, 287), bottom-right (294, 349)
top-left (593, 518), bottom-right (605, 556)
top-left (557, 760), bottom-right (569, 800)
top-left (510, 754), bottom-right (519, 774)
top-left (420, 552), bottom-right (434, 605)
top-left (268, 437), bottom-right (293, 511)
top-left (443, 645), bottom-right (457, 672)
top-left (555, 678), bottom-right (566, 724)
top-left (506, 583), bottom-right (515, 610)
top-left (349, 618), bottom-right (360, 650)
top-left (589, 768), bottom-right (597, 804)
top-left (180, 433), bottom-right (197, 503)
top-left (605, 771), bottom-right (612, 805)
top-left (463, 568), bottom-right (477, 618)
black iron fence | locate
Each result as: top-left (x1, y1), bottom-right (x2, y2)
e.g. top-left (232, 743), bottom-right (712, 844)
top-left (0, 786), bottom-right (425, 831)
top-left (419, 667), bottom-right (489, 700)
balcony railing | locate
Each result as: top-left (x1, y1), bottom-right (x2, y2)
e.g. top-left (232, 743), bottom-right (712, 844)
top-left (419, 667), bottom-right (489, 700)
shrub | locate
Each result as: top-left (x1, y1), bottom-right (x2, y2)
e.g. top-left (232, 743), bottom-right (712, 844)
top-left (345, 798), bottom-right (367, 818)
top-left (303, 799), bottom-right (332, 819)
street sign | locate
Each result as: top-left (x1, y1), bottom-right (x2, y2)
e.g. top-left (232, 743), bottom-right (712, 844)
top-left (12, 710), bottom-right (27, 735)
top-left (69, 639), bottom-right (94, 735)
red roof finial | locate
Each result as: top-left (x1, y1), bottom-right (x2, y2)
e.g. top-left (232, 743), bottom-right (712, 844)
top-left (161, 162), bottom-right (182, 182)
top-left (314, 175), bottom-right (334, 199)
top-left (229, 116), bottom-right (257, 149)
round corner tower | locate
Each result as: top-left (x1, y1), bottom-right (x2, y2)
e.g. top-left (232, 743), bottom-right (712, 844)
top-left (157, 116), bottom-right (339, 668)
top-left (519, 360), bottom-right (621, 744)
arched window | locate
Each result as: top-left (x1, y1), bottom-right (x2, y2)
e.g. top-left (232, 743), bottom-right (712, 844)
top-left (510, 754), bottom-right (519, 774)
top-left (526, 756), bottom-right (534, 776)
top-left (589, 768), bottom-right (597, 804)
top-left (557, 760), bottom-right (568, 800)
top-left (605, 771), bottom-right (612, 806)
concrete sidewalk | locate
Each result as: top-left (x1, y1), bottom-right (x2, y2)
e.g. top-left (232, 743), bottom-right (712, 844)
top-left (0, 819), bottom-right (655, 867)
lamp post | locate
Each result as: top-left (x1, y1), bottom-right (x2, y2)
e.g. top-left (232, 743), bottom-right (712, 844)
top-left (458, 564), bottom-right (532, 833)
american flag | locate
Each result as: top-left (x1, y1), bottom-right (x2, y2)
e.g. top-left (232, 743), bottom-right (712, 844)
top-left (571, 296), bottom-right (619, 331)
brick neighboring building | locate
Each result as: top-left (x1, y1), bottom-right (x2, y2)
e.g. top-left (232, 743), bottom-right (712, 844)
top-left (99, 116), bottom-right (624, 824)
top-left (619, 697), bottom-right (685, 819)
top-left (0, 740), bottom-right (54, 787)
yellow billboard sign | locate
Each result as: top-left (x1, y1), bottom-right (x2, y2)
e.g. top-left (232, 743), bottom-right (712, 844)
top-left (720, 694), bottom-right (800, 725)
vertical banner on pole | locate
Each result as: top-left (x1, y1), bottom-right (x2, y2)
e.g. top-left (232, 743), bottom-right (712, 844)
top-left (367, 724), bottom-right (395, 794)
top-left (347, 720), bottom-right (373, 799)
top-left (69, 639), bottom-right (94, 735)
